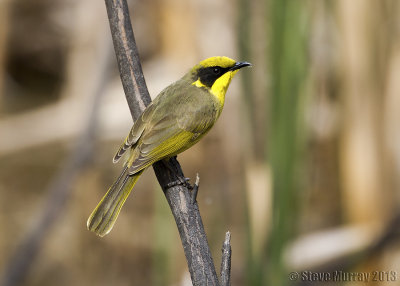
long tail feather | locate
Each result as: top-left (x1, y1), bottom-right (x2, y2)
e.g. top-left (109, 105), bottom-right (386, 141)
top-left (87, 167), bottom-right (143, 237)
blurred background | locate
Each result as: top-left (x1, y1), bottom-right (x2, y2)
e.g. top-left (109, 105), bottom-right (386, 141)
top-left (1, 0), bottom-right (400, 285)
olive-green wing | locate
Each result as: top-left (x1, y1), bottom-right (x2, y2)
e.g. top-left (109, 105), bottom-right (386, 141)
top-left (127, 108), bottom-right (215, 175)
top-left (116, 81), bottom-right (219, 174)
top-left (113, 103), bottom-right (155, 163)
top-left (127, 117), bottom-right (194, 174)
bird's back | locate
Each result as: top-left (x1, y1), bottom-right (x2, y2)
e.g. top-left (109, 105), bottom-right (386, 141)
top-left (126, 78), bottom-right (222, 174)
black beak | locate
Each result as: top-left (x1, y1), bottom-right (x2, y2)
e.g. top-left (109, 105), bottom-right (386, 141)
top-left (230, 61), bottom-right (252, 71)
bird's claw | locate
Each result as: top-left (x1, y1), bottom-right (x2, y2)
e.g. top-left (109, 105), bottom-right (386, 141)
top-left (165, 177), bottom-right (192, 189)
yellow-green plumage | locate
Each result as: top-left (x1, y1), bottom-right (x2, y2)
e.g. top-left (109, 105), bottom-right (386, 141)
top-left (87, 56), bottom-right (251, 236)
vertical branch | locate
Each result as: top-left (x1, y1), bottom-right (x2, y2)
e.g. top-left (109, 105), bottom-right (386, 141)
top-left (104, 0), bottom-right (151, 120)
top-left (104, 0), bottom-right (227, 285)
top-left (220, 232), bottom-right (232, 286)
top-left (152, 160), bottom-right (220, 285)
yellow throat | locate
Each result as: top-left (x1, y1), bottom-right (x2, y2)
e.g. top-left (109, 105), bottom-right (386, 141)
top-left (191, 56), bottom-right (247, 106)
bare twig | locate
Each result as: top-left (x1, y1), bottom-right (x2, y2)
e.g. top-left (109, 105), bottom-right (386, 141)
top-left (191, 173), bottom-right (200, 204)
top-left (104, 0), bottom-right (150, 120)
top-left (221, 232), bottom-right (232, 286)
top-left (104, 0), bottom-right (224, 285)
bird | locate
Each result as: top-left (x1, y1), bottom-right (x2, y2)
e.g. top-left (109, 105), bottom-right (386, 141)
top-left (87, 56), bottom-right (251, 237)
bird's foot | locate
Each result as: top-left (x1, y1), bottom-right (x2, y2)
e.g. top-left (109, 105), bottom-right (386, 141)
top-left (165, 177), bottom-right (193, 190)
top-left (161, 158), bottom-right (200, 204)
top-left (165, 176), bottom-right (192, 189)
top-left (162, 157), bottom-right (193, 189)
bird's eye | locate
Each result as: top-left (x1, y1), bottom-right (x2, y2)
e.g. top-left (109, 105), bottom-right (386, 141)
top-left (213, 67), bottom-right (221, 74)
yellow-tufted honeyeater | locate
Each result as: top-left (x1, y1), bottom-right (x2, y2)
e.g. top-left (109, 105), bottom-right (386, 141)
top-left (87, 56), bottom-right (251, 236)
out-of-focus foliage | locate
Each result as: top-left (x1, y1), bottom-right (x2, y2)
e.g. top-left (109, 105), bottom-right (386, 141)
top-left (1, 0), bottom-right (400, 285)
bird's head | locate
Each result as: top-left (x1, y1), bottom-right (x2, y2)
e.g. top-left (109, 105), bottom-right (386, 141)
top-left (189, 56), bottom-right (251, 105)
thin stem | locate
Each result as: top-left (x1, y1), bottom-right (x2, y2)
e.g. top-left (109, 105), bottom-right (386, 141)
top-left (221, 231), bottom-right (232, 286)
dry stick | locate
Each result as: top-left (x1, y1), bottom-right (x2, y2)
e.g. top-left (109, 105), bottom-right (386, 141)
top-left (104, 0), bottom-right (231, 285)
top-left (221, 232), bottom-right (232, 286)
